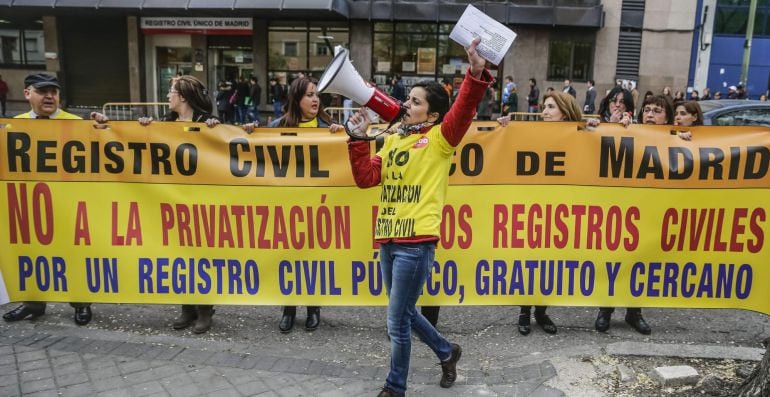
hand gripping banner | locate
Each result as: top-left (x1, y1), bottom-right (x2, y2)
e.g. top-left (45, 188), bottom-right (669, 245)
top-left (0, 119), bottom-right (768, 313)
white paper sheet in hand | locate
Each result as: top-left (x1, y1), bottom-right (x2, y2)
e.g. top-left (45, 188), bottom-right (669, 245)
top-left (449, 4), bottom-right (517, 65)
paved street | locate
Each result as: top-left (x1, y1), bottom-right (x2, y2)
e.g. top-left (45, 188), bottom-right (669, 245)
top-left (1, 303), bottom-right (768, 396)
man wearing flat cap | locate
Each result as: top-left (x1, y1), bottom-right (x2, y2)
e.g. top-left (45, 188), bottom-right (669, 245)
top-left (14, 73), bottom-right (81, 119)
top-left (3, 72), bottom-right (94, 326)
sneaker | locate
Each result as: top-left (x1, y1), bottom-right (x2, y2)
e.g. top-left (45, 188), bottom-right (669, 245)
top-left (439, 343), bottom-right (462, 388)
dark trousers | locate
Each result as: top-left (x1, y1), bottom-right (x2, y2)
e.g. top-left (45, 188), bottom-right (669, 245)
top-left (520, 305), bottom-right (547, 315)
top-left (282, 306), bottom-right (319, 316)
top-left (421, 306), bottom-right (439, 327)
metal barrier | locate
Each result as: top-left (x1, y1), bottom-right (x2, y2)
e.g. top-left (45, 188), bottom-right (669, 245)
top-left (325, 106), bottom-right (360, 124)
top-left (102, 102), bottom-right (170, 121)
top-left (504, 112), bottom-right (600, 121)
top-left (324, 109), bottom-right (601, 124)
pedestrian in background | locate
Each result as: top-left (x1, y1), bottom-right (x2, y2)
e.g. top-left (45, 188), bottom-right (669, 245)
top-left (562, 78), bottom-right (576, 98)
top-left (249, 75), bottom-right (262, 125)
top-left (216, 81), bottom-right (234, 124)
top-left (270, 77), bottom-right (285, 119)
top-left (526, 77), bottom-right (540, 119)
top-left (0, 74), bottom-right (8, 117)
top-left (234, 76), bottom-right (249, 125)
top-left (391, 75), bottom-right (406, 102)
top-left (583, 79), bottom-right (596, 114)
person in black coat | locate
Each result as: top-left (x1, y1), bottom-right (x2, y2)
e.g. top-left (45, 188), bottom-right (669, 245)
top-left (248, 76), bottom-right (262, 124)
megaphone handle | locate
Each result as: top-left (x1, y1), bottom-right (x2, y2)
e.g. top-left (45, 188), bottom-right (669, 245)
top-left (344, 117), bottom-right (375, 141)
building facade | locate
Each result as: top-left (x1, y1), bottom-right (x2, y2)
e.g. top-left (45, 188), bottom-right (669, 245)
top-left (690, 0), bottom-right (770, 99)
top-left (4, 0), bottom-right (757, 117)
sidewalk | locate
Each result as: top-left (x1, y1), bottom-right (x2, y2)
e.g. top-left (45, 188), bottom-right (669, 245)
top-left (0, 303), bottom-right (767, 396)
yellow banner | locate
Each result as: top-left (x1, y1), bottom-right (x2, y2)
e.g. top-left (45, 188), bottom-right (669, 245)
top-left (1, 119), bottom-right (768, 313)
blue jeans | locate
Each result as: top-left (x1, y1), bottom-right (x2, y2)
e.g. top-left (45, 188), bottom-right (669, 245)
top-left (249, 105), bottom-right (261, 124)
top-left (380, 241), bottom-right (452, 395)
top-left (273, 100), bottom-right (283, 119)
top-left (528, 105), bottom-right (539, 120)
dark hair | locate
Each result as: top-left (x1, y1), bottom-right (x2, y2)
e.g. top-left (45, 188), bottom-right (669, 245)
top-left (529, 78), bottom-right (537, 86)
top-left (587, 79), bottom-right (595, 86)
top-left (279, 76), bottom-right (333, 127)
top-left (641, 94), bottom-right (674, 124)
top-left (598, 86), bottom-right (634, 122)
top-left (172, 75), bottom-right (212, 115)
top-left (676, 101), bottom-right (704, 126)
top-left (411, 80), bottom-right (450, 123)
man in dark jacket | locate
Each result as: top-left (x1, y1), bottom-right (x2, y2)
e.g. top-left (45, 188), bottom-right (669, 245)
top-left (249, 76), bottom-right (262, 124)
top-left (563, 79), bottom-right (576, 98)
top-left (526, 78), bottom-right (540, 119)
top-left (271, 77), bottom-right (284, 119)
top-left (584, 79), bottom-right (597, 114)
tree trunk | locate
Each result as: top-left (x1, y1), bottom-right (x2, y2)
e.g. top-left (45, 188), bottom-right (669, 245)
top-left (736, 338), bottom-right (770, 397)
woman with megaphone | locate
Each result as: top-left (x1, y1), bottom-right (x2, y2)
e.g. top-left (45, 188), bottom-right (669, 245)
top-left (346, 37), bottom-right (492, 397)
top-left (243, 76), bottom-right (343, 332)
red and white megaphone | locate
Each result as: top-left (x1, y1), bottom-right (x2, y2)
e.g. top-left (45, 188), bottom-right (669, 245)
top-left (317, 47), bottom-right (405, 139)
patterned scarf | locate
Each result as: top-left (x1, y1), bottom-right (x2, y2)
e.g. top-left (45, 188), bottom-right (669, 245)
top-left (394, 122), bottom-right (434, 138)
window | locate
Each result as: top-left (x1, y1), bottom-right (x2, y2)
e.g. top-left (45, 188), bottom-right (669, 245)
top-left (268, 22), bottom-right (348, 82)
top-left (713, 108), bottom-right (770, 126)
top-left (547, 39), bottom-right (594, 81)
top-left (315, 42), bottom-right (330, 56)
top-left (372, 22), bottom-right (495, 90)
top-left (0, 21), bottom-right (45, 67)
top-left (283, 41), bottom-right (298, 57)
top-left (715, 0), bottom-right (770, 36)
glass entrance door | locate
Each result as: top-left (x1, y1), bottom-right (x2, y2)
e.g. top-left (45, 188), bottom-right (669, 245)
top-left (156, 47), bottom-right (192, 101)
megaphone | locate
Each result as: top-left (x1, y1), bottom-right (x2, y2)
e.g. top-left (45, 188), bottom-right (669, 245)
top-left (318, 47), bottom-right (404, 139)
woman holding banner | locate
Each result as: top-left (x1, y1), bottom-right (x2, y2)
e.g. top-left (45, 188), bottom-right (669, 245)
top-left (497, 91), bottom-right (582, 335)
top-left (138, 75), bottom-right (219, 334)
top-left (346, 38), bottom-right (491, 397)
top-left (245, 76), bottom-right (343, 332)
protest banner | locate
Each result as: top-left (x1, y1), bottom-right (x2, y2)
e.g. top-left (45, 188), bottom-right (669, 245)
top-left (0, 119), bottom-right (768, 314)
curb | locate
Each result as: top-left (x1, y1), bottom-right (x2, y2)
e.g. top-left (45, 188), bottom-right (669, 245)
top-left (606, 341), bottom-right (764, 361)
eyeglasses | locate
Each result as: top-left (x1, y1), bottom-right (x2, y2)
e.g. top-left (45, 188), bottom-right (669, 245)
top-left (168, 89), bottom-right (180, 95)
top-left (643, 107), bottom-right (665, 114)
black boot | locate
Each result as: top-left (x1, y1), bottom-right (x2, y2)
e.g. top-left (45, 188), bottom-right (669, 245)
top-left (74, 306), bottom-right (92, 326)
top-left (173, 305), bottom-right (197, 330)
top-left (517, 306), bottom-right (531, 335)
top-left (279, 306), bottom-right (296, 333)
top-left (305, 306), bottom-right (320, 331)
top-left (192, 305), bottom-right (214, 334)
top-left (625, 309), bottom-right (651, 335)
top-left (595, 308), bottom-right (613, 332)
top-left (534, 307), bottom-right (557, 334)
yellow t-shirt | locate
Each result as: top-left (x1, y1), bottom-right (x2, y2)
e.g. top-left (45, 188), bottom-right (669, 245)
top-left (298, 118), bottom-right (318, 128)
top-left (14, 110), bottom-right (82, 120)
top-left (374, 125), bottom-right (455, 239)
